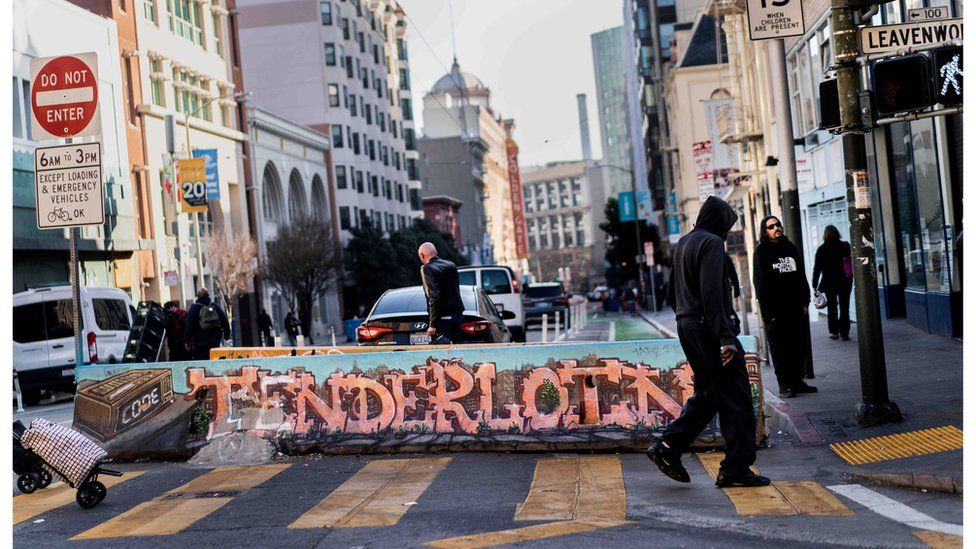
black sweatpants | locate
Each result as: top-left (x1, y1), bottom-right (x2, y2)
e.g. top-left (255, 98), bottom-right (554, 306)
top-left (660, 318), bottom-right (757, 472)
top-left (765, 310), bottom-right (808, 391)
top-left (433, 316), bottom-right (464, 343)
top-left (825, 288), bottom-right (851, 338)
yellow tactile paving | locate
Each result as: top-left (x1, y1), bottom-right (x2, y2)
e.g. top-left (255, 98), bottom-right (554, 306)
top-left (914, 531), bottom-right (963, 548)
top-left (288, 457), bottom-right (450, 529)
top-left (13, 471), bottom-right (145, 525)
top-left (71, 464), bottom-right (289, 539)
top-left (423, 520), bottom-right (629, 549)
top-left (829, 426), bottom-right (963, 466)
top-left (697, 453), bottom-right (852, 517)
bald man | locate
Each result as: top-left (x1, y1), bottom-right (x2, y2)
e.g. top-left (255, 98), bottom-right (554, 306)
top-left (418, 242), bottom-right (465, 343)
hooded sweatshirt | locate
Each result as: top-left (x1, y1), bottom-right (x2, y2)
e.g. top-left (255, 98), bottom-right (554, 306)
top-left (666, 196), bottom-right (740, 347)
top-left (753, 217), bottom-right (811, 319)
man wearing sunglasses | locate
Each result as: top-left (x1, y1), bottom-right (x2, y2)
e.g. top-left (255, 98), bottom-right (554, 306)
top-left (753, 215), bottom-right (818, 399)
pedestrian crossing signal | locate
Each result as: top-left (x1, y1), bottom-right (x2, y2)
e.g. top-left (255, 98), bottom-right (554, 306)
top-left (932, 46), bottom-right (963, 107)
top-left (872, 54), bottom-right (932, 116)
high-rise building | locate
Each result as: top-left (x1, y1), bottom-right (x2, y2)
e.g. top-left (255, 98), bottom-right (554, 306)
top-left (237, 0), bottom-right (422, 246)
top-left (419, 60), bottom-right (521, 269)
top-left (591, 26), bottom-right (636, 198)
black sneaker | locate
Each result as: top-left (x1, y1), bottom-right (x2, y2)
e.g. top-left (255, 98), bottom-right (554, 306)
top-left (715, 469), bottom-right (772, 488)
top-left (841, 335), bottom-right (850, 341)
top-left (795, 382), bottom-right (818, 394)
top-left (779, 387), bottom-right (796, 399)
top-left (646, 441), bottom-right (691, 483)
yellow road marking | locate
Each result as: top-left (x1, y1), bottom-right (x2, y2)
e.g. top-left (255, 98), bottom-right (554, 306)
top-left (288, 457), bottom-right (450, 529)
top-left (72, 464), bottom-right (289, 539)
top-left (13, 471), bottom-right (145, 525)
top-left (423, 520), bottom-right (628, 549)
top-left (697, 453), bottom-right (852, 517)
top-left (830, 426), bottom-right (963, 465)
top-left (426, 456), bottom-right (629, 548)
top-left (914, 531), bottom-right (963, 548)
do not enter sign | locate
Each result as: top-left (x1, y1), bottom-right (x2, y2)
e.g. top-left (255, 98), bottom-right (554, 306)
top-left (29, 52), bottom-right (101, 140)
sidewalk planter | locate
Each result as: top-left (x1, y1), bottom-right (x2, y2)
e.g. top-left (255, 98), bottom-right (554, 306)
top-left (73, 338), bottom-right (764, 458)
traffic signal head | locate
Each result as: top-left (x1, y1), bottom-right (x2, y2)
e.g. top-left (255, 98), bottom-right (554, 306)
top-left (872, 54), bottom-right (932, 116)
top-left (932, 46), bottom-right (963, 107)
top-left (819, 79), bottom-right (841, 130)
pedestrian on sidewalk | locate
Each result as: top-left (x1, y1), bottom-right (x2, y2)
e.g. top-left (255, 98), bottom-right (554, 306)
top-left (753, 215), bottom-right (817, 398)
top-left (646, 196), bottom-right (769, 488)
top-left (812, 225), bottom-right (853, 341)
top-left (163, 301), bottom-right (191, 362)
top-left (418, 242), bottom-right (464, 344)
top-left (257, 308), bottom-right (274, 347)
top-left (184, 288), bottom-right (230, 361)
top-left (284, 311), bottom-right (300, 346)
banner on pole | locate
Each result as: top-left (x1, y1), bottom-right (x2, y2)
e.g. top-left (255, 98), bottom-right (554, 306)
top-left (178, 158), bottom-right (208, 213)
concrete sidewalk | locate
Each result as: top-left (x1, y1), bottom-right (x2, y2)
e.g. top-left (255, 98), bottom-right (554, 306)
top-left (639, 308), bottom-right (963, 493)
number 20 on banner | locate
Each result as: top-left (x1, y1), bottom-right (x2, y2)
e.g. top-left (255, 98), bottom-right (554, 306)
top-left (177, 158), bottom-right (208, 213)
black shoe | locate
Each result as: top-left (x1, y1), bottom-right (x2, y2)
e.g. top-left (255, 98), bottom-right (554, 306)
top-left (829, 333), bottom-right (840, 340)
top-left (646, 441), bottom-right (691, 483)
top-left (795, 382), bottom-right (818, 394)
top-left (715, 469), bottom-right (772, 488)
top-left (779, 388), bottom-right (796, 399)
top-left (841, 335), bottom-right (850, 341)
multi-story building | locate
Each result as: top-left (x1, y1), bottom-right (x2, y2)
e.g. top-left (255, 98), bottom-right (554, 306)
top-left (247, 106), bottom-right (342, 342)
top-left (419, 60), bottom-right (521, 269)
top-left (591, 26), bottom-right (639, 198)
top-left (422, 195), bottom-right (463, 246)
top-left (237, 0), bottom-right (421, 248)
top-left (13, 0), bottom-right (147, 297)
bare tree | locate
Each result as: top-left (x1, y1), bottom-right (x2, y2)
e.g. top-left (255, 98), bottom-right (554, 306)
top-left (263, 216), bottom-right (342, 342)
top-left (208, 232), bottom-right (259, 342)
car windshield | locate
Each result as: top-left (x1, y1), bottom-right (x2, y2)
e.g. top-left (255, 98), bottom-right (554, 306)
top-left (371, 287), bottom-right (477, 316)
top-left (525, 285), bottom-right (563, 298)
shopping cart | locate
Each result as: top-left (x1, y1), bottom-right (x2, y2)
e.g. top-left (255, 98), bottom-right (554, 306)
top-left (13, 418), bottom-right (123, 509)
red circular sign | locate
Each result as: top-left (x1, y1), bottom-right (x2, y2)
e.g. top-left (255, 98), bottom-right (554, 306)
top-left (31, 55), bottom-right (98, 138)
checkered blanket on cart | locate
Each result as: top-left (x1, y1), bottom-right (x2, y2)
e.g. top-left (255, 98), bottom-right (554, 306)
top-left (20, 418), bottom-right (107, 487)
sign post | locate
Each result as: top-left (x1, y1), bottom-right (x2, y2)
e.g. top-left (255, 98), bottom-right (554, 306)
top-left (30, 52), bottom-right (102, 372)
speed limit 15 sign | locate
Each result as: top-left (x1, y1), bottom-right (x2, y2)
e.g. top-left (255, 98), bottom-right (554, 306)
top-left (747, 0), bottom-right (805, 40)
top-left (177, 157), bottom-right (208, 212)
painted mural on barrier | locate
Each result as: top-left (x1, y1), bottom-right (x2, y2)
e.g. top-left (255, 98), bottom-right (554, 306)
top-left (72, 339), bottom-right (763, 456)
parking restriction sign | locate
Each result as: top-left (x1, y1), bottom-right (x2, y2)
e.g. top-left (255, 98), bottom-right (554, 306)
top-left (34, 142), bottom-right (105, 229)
top-left (29, 53), bottom-right (101, 140)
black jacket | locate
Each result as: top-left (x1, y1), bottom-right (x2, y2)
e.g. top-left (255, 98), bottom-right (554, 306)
top-left (812, 238), bottom-right (852, 294)
top-left (184, 296), bottom-right (231, 351)
top-left (666, 196), bottom-right (741, 348)
top-left (420, 256), bottom-right (464, 324)
top-left (753, 235), bottom-right (811, 320)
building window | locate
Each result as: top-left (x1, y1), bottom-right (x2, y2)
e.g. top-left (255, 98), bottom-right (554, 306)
top-left (148, 58), bottom-right (164, 106)
top-left (124, 58), bottom-right (137, 124)
top-left (335, 165), bottom-right (347, 189)
top-left (401, 98), bottom-right (412, 120)
top-left (341, 18), bottom-right (349, 39)
top-left (168, 0), bottom-right (202, 45)
top-left (397, 38), bottom-right (407, 61)
top-left (328, 83), bottom-right (340, 107)
top-left (352, 133), bottom-right (360, 155)
top-left (21, 80), bottom-right (31, 140)
top-left (371, 175), bottom-right (379, 197)
top-left (143, 0), bottom-right (157, 23)
top-left (399, 68), bottom-right (410, 91)
top-left (12, 77), bottom-right (23, 139)
top-left (349, 93), bottom-right (357, 116)
top-left (355, 170), bottom-right (364, 193)
top-left (345, 55), bottom-right (354, 78)
top-left (320, 1), bottom-right (332, 24)
top-left (212, 12), bottom-right (224, 56)
top-left (324, 43), bottom-right (337, 66)
top-left (339, 206), bottom-right (351, 229)
top-left (331, 125), bottom-right (343, 147)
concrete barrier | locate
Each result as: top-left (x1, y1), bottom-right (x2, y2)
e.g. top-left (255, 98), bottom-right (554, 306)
top-left (73, 338), bottom-right (764, 458)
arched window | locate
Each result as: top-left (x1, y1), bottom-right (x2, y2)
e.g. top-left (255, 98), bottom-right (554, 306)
top-left (288, 168), bottom-right (307, 221)
top-left (262, 163), bottom-right (284, 222)
top-left (311, 175), bottom-right (328, 222)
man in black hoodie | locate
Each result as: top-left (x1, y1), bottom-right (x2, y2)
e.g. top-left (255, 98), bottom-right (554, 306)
top-left (647, 197), bottom-right (770, 488)
top-left (753, 215), bottom-right (817, 398)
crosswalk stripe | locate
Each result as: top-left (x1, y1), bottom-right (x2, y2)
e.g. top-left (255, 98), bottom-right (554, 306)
top-left (697, 453), bottom-right (851, 517)
top-left (828, 484), bottom-right (963, 537)
top-left (423, 520), bottom-right (628, 549)
top-left (514, 456), bottom-right (626, 522)
top-left (913, 531), bottom-right (963, 548)
top-left (13, 471), bottom-right (145, 525)
top-left (71, 464), bottom-right (290, 539)
top-left (288, 457), bottom-right (450, 529)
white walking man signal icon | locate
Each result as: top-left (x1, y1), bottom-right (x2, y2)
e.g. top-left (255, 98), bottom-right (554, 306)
top-left (940, 54), bottom-right (962, 96)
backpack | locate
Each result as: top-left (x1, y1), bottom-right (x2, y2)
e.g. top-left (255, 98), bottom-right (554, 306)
top-left (198, 304), bottom-right (222, 331)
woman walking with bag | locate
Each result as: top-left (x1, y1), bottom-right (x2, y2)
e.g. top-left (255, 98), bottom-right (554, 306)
top-left (812, 225), bottom-right (853, 340)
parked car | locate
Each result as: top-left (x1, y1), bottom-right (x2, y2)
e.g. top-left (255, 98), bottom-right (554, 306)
top-left (356, 285), bottom-right (515, 346)
top-left (523, 282), bottom-right (569, 325)
top-left (457, 265), bottom-right (526, 342)
top-left (13, 285), bottom-right (134, 405)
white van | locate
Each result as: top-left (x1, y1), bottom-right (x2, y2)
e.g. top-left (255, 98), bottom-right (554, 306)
top-left (457, 265), bottom-right (526, 342)
top-left (13, 285), bottom-right (134, 404)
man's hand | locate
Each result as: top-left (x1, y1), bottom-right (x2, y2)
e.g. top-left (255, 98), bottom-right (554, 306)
top-left (426, 326), bottom-right (437, 337)
top-left (720, 344), bottom-right (738, 366)
top-left (803, 306), bottom-right (809, 314)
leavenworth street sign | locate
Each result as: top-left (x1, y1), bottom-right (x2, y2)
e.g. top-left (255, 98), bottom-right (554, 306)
top-left (746, 0), bottom-right (805, 40)
top-left (859, 18), bottom-right (963, 55)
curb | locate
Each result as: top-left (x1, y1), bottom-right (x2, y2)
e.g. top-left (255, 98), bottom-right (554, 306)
top-left (846, 472), bottom-right (963, 495)
top-left (640, 311), bottom-right (824, 446)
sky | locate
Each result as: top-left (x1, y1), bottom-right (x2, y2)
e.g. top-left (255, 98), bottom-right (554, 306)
top-left (396, 0), bottom-right (625, 168)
